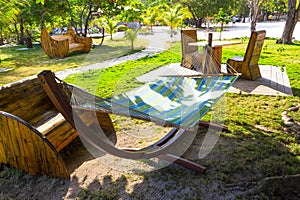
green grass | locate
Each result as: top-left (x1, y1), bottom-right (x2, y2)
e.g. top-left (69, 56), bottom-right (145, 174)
top-left (0, 37), bottom-right (148, 85)
top-left (64, 43), bottom-right (182, 98)
top-left (0, 37), bottom-right (300, 198)
top-left (64, 39), bottom-right (300, 183)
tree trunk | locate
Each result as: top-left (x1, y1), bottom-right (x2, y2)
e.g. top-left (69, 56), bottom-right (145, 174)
top-left (242, 6), bottom-right (247, 23)
top-left (41, 10), bottom-right (45, 29)
top-left (170, 27), bottom-right (173, 38)
top-left (185, 4), bottom-right (202, 28)
top-left (19, 20), bottom-right (24, 45)
top-left (277, 0), bottom-right (300, 44)
top-left (24, 37), bottom-right (33, 48)
top-left (14, 23), bottom-right (20, 45)
top-left (248, 0), bottom-right (265, 31)
top-left (84, 8), bottom-right (92, 37)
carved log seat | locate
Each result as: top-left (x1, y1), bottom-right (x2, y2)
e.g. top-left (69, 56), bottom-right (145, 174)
top-left (41, 26), bottom-right (92, 58)
top-left (0, 75), bottom-right (115, 178)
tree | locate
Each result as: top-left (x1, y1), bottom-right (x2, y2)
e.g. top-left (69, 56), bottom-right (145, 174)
top-left (117, 0), bottom-right (144, 22)
top-left (213, 8), bottom-right (232, 31)
top-left (248, 0), bottom-right (268, 31)
top-left (163, 4), bottom-right (190, 37)
top-left (62, 0), bottom-right (128, 37)
top-left (103, 18), bottom-right (119, 40)
top-left (142, 6), bottom-right (161, 32)
top-left (277, 0), bottom-right (300, 44)
top-left (264, 0), bottom-right (287, 21)
top-left (179, 0), bottom-right (236, 28)
top-left (123, 28), bottom-right (139, 50)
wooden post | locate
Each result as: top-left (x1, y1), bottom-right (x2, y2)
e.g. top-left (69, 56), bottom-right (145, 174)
top-left (208, 33), bottom-right (213, 47)
top-left (38, 70), bottom-right (75, 129)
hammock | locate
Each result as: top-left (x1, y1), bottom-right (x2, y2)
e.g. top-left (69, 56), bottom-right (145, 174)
top-left (71, 75), bottom-right (237, 129)
top-left (38, 44), bottom-right (239, 173)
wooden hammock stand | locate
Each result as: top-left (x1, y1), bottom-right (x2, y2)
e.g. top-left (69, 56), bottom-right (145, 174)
top-left (0, 70), bottom-right (231, 178)
top-left (41, 26), bottom-right (92, 58)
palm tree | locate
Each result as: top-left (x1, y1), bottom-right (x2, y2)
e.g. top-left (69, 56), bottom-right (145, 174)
top-left (143, 6), bottom-right (160, 32)
top-left (163, 4), bottom-right (189, 37)
top-left (103, 18), bottom-right (118, 40)
top-left (124, 28), bottom-right (139, 50)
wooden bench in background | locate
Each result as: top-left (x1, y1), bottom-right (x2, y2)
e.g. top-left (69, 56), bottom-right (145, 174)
top-left (0, 75), bottom-right (115, 178)
top-left (227, 30), bottom-right (266, 80)
top-left (41, 26), bottom-right (92, 59)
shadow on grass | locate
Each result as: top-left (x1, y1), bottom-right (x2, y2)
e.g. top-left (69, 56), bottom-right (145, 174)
top-left (291, 87), bottom-right (300, 98)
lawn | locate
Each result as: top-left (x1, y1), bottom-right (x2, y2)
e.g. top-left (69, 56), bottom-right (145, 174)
top-left (63, 38), bottom-right (300, 197)
top-left (0, 36), bottom-right (300, 198)
top-left (0, 37), bottom-right (148, 85)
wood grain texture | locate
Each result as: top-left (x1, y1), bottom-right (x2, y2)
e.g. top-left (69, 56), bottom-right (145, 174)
top-left (0, 76), bottom-right (79, 178)
top-left (0, 112), bottom-right (69, 178)
top-left (227, 30), bottom-right (266, 80)
top-left (41, 26), bottom-right (92, 58)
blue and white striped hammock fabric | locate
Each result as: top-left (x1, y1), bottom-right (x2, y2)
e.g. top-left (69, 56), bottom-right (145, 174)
top-left (71, 75), bottom-right (238, 129)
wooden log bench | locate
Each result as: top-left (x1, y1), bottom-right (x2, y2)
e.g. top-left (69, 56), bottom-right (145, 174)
top-left (0, 75), bottom-right (115, 178)
top-left (41, 26), bottom-right (92, 59)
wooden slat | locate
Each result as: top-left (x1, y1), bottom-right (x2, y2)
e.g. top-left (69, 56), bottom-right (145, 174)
top-left (0, 74), bottom-right (75, 178)
top-left (0, 112), bottom-right (69, 177)
top-left (0, 116), bottom-right (8, 164)
top-left (9, 118), bottom-right (28, 171)
top-left (227, 30), bottom-right (266, 80)
top-left (1, 115), bottom-right (18, 168)
top-left (19, 121), bottom-right (36, 174)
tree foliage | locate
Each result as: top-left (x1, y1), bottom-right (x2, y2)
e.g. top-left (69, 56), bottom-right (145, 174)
top-left (213, 8), bottom-right (232, 31)
top-left (163, 4), bottom-right (190, 37)
top-left (142, 6), bottom-right (161, 31)
top-left (123, 28), bottom-right (139, 50)
top-left (103, 18), bottom-right (119, 40)
top-left (179, 0), bottom-right (236, 28)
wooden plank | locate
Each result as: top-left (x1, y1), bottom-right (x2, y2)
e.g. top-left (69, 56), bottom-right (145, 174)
top-left (36, 133), bottom-right (50, 175)
top-left (44, 122), bottom-right (77, 151)
top-left (0, 115), bottom-right (8, 164)
top-left (19, 121), bottom-right (37, 174)
top-left (8, 118), bottom-right (28, 172)
top-left (1, 115), bottom-right (18, 169)
top-left (249, 55), bottom-right (260, 65)
top-left (36, 113), bottom-right (66, 135)
top-left (52, 128), bottom-right (77, 152)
